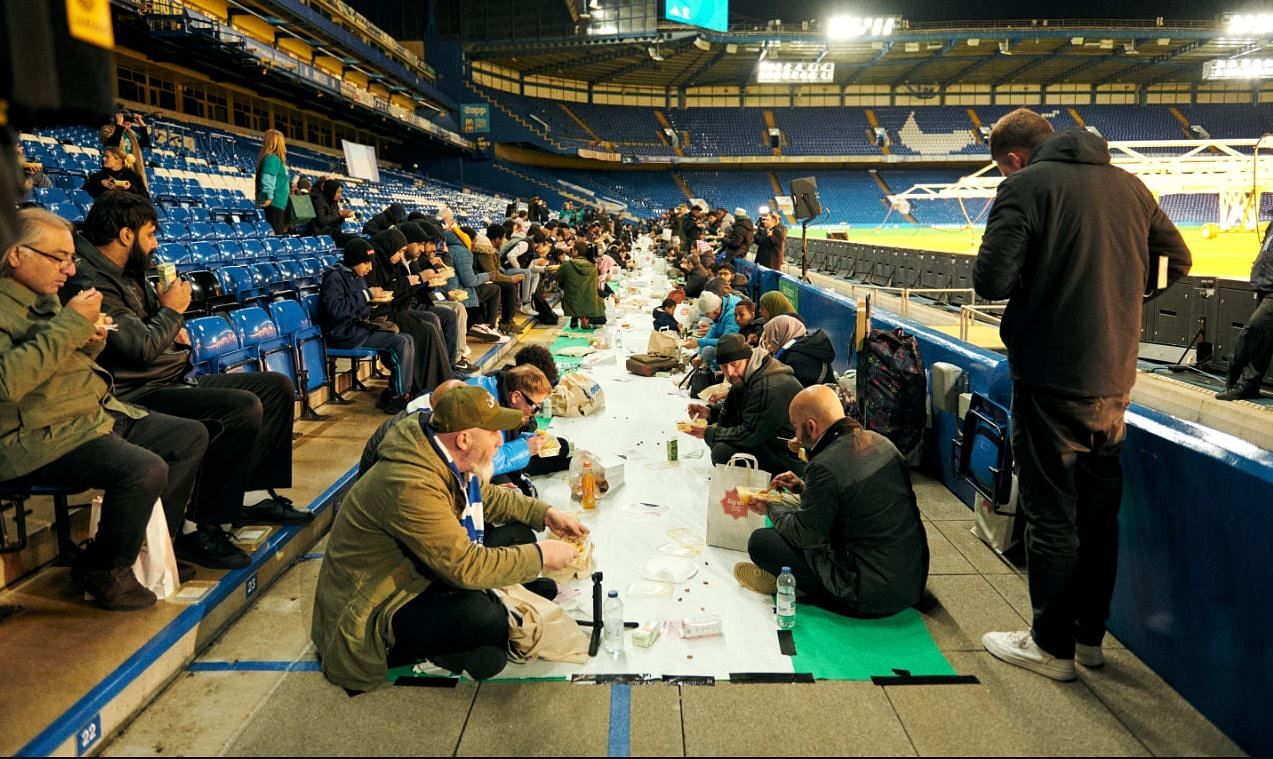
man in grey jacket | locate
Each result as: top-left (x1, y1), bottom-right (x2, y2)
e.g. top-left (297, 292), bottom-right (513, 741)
top-left (974, 109), bottom-right (1192, 681)
top-left (736, 385), bottom-right (928, 617)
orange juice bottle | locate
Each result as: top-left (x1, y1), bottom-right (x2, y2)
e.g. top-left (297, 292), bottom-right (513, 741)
top-left (581, 460), bottom-right (597, 510)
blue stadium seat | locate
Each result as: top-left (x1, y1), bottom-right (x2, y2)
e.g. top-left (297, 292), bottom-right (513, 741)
top-left (33, 187), bottom-right (68, 206)
top-left (49, 202), bottom-right (85, 224)
top-left (216, 240), bottom-right (244, 263)
top-left (301, 292), bottom-right (378, 402)
top-left (253, 221), bottom-right (274, 237)
top-left (211, 222), bottom-right (236, 241)
top-left (215, 265), bottom-right (260, 303)
top-left (187, 207), bottom-right (211, 223)
top-left (267, 299), bottom-right (335, 418)
top-left (317, 235), bottom-right (336, 252)
top-left (158, 221), bottom-right (189, 242)
top-left (187, 222), bottom-right (214, 242)
top-left (155, 243), bottom-right (187, 268)
top-left (185, 315), bottom-right (260, 374)
top-left (228, 306), bottom-right (297, 389)
top-left (184, 241), bottom-right (220, 272)
top-left (164, 205), bottom-right (192, 224)
top-left (238, 239), bottom-right (266, 262)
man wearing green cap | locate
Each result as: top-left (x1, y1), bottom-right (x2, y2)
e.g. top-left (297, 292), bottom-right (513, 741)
top-left (312, 385), bottom-right (587, 691)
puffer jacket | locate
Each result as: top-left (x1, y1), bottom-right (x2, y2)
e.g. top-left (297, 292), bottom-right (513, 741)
top-left (776, 328), bottom-right (836, 387)
top-left (312, 414), bottom-right (550, 692)
top-left (555, 257), bottom-right (604, 318)
top-left (317, 264), bottom-right (375, 348)
top-left (466, 372), bottom-right (534, 475)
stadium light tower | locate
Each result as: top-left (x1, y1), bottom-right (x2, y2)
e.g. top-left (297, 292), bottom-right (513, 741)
top-left (826, 15), bottom-right (896, 40)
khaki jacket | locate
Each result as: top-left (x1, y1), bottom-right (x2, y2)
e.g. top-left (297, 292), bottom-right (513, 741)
top-left (311, 414), bottom-right (550, 692)
top-left (0, 278), bottom-right (145, 482)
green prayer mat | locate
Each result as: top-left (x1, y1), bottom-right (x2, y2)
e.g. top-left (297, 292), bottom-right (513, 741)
top-left (789, 605), bottom-right (954, 680)
top-left (549, 334), bottom-right (593, 371)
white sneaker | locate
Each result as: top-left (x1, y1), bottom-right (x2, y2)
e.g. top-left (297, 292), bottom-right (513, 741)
top-left (1075, 642), bottom-right (1105, 668)
top-left (520, 304), bottom-right (539, 316)
top-left (982, 631), bottom-right (1077, 681)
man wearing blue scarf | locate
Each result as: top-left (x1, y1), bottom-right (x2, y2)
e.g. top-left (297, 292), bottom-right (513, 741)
top-left (312, 385), bottom-right (587, 691)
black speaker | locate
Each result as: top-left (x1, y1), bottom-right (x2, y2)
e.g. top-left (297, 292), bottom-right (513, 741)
top-left (790, 176), bottom-right (822, 220)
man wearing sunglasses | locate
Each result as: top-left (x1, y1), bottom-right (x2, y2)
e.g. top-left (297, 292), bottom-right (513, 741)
top-left (0, 209), bottom-right (208, 610)
top-left (465, 364), bottom-right (570, 494)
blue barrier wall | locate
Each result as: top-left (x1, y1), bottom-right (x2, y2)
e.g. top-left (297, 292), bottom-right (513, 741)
top-left (736, 260), bottom-right (1273, 754)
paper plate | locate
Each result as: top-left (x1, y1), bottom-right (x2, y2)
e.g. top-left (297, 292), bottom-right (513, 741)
top-left (641, 556), bottom-right (698, 584)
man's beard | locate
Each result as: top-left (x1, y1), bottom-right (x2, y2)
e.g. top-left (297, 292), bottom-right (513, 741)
top-left (124, 236), bottom-right (149, 277)
top-left (475, 460), bottom-right (495, 485)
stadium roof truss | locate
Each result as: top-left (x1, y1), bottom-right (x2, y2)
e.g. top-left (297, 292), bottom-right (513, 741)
top-left (889, 139), bottom-right (1273, 230)
top-left (465, 21), bottom-right (1271, 89)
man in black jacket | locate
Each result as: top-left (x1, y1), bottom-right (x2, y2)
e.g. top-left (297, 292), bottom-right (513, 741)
top-left (66, 193), bottom-right (309, 571)
top-left (974, 109), bottom-right (1192, 681)
top-left (720, 209), bottom-right (755, 266)
top-left (1216, 229), bottom-right (1273, 400)
top-left (754, 212), bottom-right (787, 270)
top-left (686, 333), bottom-right (804, 477)
top-left (737, 385), bottom-right (928, 617)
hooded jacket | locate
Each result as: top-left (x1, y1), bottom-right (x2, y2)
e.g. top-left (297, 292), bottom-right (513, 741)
top-left (312, 414), bottom-right (550, 692)
top-left (555, 257), bottom-right (604, 318)
top-left (721, 216), bottom-right (755, 259)
top-left (767, 418), bottom-right (929, 616)
top-left (466, 372), bottom-right (534, 475)
top-left (365, 227), bottom-right (412, 297)
top-left (776, 329), bottom-right (836, 387)
top-left (362, 203), bottom-right (407, 236)
top-left (697, 293), bottom-right (742, 351)
top-left (974, 127), bottom-right (1192, 397)
top-left (317, 264), bottom-right (375, 348)
top-left (705, 350), bottom-right (803, 467)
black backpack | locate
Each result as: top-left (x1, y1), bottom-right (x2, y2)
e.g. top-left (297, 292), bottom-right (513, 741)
top-left (856, 328), bottom-right (927, 456)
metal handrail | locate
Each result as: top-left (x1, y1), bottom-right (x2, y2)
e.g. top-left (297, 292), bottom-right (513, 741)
top-left (837, 284), bottom-right (978, 319)
top-left (958, 304), bottom-right (1007, 342)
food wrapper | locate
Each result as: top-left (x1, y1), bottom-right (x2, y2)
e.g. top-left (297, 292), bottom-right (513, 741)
top-left (545, 528), bottom-right (593, 582)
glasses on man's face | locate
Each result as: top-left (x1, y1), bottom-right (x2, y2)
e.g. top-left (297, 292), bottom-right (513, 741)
top-left (23, 245), bottom-right (79, 270)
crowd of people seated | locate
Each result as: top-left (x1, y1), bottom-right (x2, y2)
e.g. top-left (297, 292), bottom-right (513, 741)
top-left (4, 127), bottom-right (928, 693)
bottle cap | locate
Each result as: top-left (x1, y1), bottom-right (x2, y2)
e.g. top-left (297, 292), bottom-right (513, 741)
top-left (781, 566), bottom-right (792, 573)
top-left (608, 590), bottom-right (618, 598)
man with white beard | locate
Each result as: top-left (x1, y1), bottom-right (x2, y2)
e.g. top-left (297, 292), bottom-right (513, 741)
top-left (311, 385), bottom-right (587, 691)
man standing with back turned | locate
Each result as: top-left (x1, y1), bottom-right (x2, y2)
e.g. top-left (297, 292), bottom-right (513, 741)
top-left (974, 109), bottom-right (1192, 681)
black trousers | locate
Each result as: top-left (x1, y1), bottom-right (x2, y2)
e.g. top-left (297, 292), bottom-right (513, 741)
top-left (386, 523), bottom-right (555, 679)
top-left (18, 412), bottom-right (208, 568)
top-left (1227, 291), bottom-right (1273, 390)
top-left (492, 280), bottom-right (518, 325)
top-left (466, 283), bottom-right (501, 328)
top-left (129, 372), bottom-right (294, 526)
top-left (264, 205), bottom-right (288, 235)
top-left (524, 436), bottom-right (571, 476)
top-left (1011, 385), bottom-right (1129, 659)
top-left (390, 310), bottom-right (451, 394)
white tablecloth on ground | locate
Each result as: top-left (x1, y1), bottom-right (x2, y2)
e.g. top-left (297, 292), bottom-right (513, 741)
top-left (501, 254), bottom-right (795, 679)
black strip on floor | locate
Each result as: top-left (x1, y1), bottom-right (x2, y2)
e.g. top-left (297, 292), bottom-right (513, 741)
top-left (871, 674), bottom-right (981, 686)
top-left (728, 672), bottom-right (815, 684)
top-left (571, 673), bottom-right (658, 685)
top-left (662, 675), bottom-right (715, 686)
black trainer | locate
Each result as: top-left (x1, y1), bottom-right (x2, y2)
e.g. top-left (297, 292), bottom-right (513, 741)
top-left (73, 565), bottom-right (157, 611)
top-left (175, 526), bottom-right (251, 570)
top-left (1215, 384), bottom-right (1262, 401)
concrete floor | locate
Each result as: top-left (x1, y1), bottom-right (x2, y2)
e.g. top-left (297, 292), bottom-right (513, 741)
top-left (102, 409), bottom-right (1244, 756)
top-left (93, 300), bottom-right (1245, 757)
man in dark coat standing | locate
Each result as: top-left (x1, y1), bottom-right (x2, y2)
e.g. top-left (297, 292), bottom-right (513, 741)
top-left (973, 109), bottom-right (1192, 681)
top-left (1216, 228), bottom-right (1273, 400)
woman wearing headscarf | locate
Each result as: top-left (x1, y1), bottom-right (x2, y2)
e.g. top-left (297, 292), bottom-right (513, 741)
top-left (763, 315), bottom-right (836, 388)
top-left (758, 291), bottom-right (800, 321)
top-left (366, 227), bottom-right (452, 399)
top-left (308, 178), bottom-right (354, 240)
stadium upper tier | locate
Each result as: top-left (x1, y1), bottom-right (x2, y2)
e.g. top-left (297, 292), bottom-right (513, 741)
top-left (472, 88), bottom-right (1273, 160)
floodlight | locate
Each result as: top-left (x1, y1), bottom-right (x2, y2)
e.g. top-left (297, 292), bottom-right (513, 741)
top-left (759, 205), bottom-right (770, 215)
top-left (1228, 13), bottom-right (1273, 34)
top-left (826, 15), bottom-right (895, 40)
top-left (967, 38), bottom-right (980, 46)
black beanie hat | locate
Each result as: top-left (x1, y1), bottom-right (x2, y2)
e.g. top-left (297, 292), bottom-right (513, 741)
top-left (343, 238), bottom-right (374, 267)
top-left (398, 222), bottom-right (428, 244)
top-left (715, 333), bottom-right (753, 365)
top-left (371, 226), bottom-right (408, 257)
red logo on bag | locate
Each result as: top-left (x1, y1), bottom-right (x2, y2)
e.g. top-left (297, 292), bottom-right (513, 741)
top-left (721, 488), bottom-right (749, 520)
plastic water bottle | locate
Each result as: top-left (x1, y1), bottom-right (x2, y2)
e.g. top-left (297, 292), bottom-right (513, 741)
top-left (602, 590), bottom-right (624, 657)
top-left (776, 567), bottom-right (797, 630)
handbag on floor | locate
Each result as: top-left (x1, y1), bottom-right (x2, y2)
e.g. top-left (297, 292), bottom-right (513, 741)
top-left (626, 353), bottom-right (679, 377)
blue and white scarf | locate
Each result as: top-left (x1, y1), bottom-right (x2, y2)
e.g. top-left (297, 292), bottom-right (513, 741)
top-left (421, 417), bottom-right (485, 545)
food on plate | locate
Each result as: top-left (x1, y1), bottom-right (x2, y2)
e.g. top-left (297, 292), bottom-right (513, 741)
top-left (676, 418), bottom-right (708, 434)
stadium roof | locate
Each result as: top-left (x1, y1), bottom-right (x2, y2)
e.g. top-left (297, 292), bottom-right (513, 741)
top-left (465, 15), bottom-right (1260, 90)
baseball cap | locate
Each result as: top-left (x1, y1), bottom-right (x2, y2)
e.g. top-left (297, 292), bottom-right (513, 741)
top-left (429, 385), bottom-right (524, 433)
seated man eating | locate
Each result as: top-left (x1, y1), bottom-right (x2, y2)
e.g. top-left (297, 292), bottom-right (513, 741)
top-left (736, 385), bottom-right (929, 617)
top-left (312, 386), bottom-right (586, 691)
top-left (686, 333), bottom-right (804, 477)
